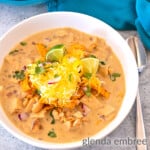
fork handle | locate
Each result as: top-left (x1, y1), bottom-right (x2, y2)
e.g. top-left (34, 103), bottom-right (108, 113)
top-left (136, 89), bottom-right (147, 150)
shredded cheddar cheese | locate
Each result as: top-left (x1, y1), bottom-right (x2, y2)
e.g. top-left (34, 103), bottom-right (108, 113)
top-left (25, 56), bottom-right (82, 107)
top-left (20, 43), bottom-right (110, 108)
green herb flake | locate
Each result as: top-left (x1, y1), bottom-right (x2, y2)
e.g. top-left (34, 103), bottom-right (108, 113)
top-left (20, 41), bottom-right (27, 46)
top-left (110, 73), bottom-right (121, 81)
top-left (54, 74), bottom-right (59, 78)
top-left (13, 70), bottom-right (25, 80)
top-left (99, 61), bottom-right (106, 65)
top-left (84, 85), bottom-right (91, 97)
top-left (35, 89), bottom-right (41, 95)
top-left (9, 49), bottom-right (19, 55)
top-left (50, 110), bottom-right (55, 124)
top-left (36, 60), bottom-right (42, 65)
top-left (84, 73), bottom-right (92, 79)
top-left (89, 55), bottom-right (97, 58)
top-left (68, 73), bottom-right (72, 82)
top-left (35, 66), bottom-right (45, 74)
top-left (48, 129), bottom-right (57, 138)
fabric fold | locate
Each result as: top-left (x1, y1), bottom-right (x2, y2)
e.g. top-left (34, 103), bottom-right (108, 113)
top-left (55, 0), bottom-right (137, 30)
top-left (0, 0), bottom-right (49, 6)
top-left (135, 0), bottom-right (150, 49)
top-left (0, 0), bottom-right (150, 50)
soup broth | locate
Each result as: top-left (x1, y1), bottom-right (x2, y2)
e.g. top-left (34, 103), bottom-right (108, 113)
top-left (0, 28), bottom-right (125, 143)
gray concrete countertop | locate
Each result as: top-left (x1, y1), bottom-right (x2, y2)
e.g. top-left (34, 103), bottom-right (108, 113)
top-left (0, 3), bottom-right (150, 150)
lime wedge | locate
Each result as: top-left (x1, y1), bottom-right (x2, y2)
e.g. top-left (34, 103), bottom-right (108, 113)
top-left (81, 57), bottom-right (99, 74)
top-left (46, 44), bottom-right (65, 62)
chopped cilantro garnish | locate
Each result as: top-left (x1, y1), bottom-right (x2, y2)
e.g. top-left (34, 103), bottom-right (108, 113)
top-left (9, 49), bottom-right (19, 55)
top-left (68, 73), bottom-right (72, 81)
top-left (50, 110), bottom-right (55, 124)
top-left (84, 73), bottom-right (92, 79)
top-left (89, 55), bottom-right (97, 58)
top-left (13, 70), bottom-right (25, 80)
top-left (36, 60), bottom-right (42, 65)
top-left (20, 41), bottom-right (27, 46)
top-left (110, 73), bottom-right (121, 81)
top-left (54, 74), bottom-right (59, 78)
top-left (35, 66), bottom-right (45, 74)
top-left (84, 85), bottom-right (91, 97)
top-left (99, 61), bottom-right (106, 65)
top-left (48, 129), bottom-right (57, 138)
top-left (35, 89), bottom-right (41, 95)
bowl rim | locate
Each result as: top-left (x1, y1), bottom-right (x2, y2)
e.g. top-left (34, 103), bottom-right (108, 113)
top-left (0, 11), bottom-right (138, 149)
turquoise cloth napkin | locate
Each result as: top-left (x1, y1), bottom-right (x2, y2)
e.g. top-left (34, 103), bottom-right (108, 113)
top-left (0, 0), bottom-right (150, 50)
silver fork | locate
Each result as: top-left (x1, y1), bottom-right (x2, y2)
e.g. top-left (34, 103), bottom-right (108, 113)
top-left (127, 36), bottom-right (147, 150)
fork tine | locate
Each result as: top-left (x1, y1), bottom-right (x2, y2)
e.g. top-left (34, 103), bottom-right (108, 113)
top-left (133, 37), bottom-right (147, 72)
top-left (126, 36), bottom-right (137, 61)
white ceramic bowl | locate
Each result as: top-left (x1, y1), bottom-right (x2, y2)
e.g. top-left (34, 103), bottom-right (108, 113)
top-left (0, 12), bottom-right (138, 149)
